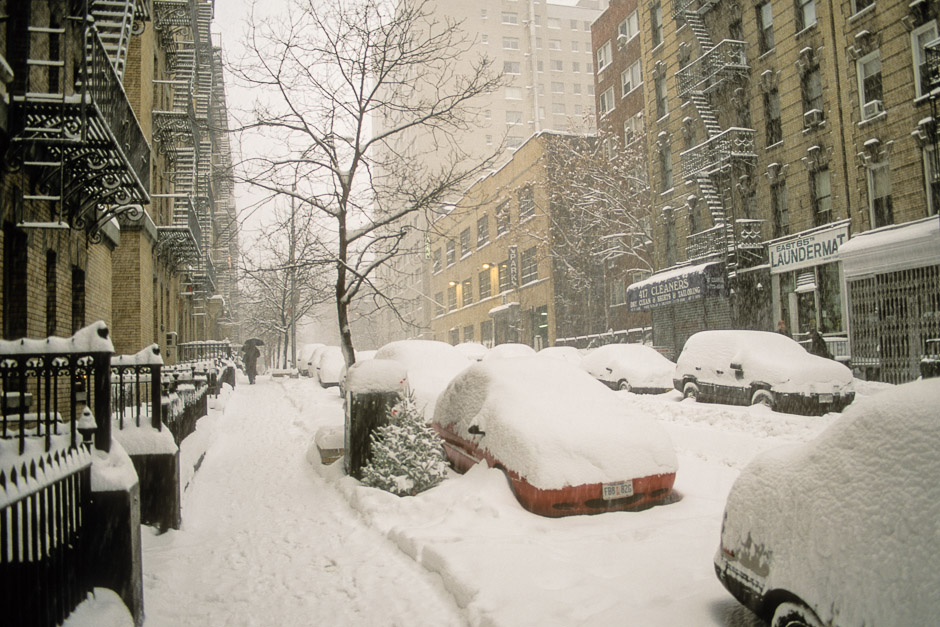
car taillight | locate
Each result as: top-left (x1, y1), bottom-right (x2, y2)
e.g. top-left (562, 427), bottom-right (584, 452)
top-left (721, 546), bottom-right (735, 559)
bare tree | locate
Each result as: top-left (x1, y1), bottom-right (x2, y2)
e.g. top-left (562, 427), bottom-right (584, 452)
top-left (231, 0), bottom-right (502, 366)
top-left (525, 130), bottom-right (653, 338)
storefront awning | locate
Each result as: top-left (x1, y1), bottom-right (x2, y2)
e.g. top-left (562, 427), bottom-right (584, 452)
top-left (839, 215), bottom-right (940, 279)
top-left (626, 261), bottom-right (726, 312)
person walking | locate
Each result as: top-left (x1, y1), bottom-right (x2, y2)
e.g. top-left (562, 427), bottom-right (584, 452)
top-left (776, 320), bottom-right (791, 339)
top-left (243, 342), bottom-right (261, 384)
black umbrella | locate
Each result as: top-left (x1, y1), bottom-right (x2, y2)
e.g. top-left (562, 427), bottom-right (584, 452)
top-left (243, 338), bottom-right (265, 348)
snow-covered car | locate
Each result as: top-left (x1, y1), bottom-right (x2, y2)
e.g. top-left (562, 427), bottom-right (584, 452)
top-left (714, 378), bottom-right (940, 627)
top-left (673, 330), bottom-right (855, 414)
top-left (535, 346), bottom-right (583, 366)
top-left (374, 340), bottom-right (472, 417)
top-left (316, 346), bottom-right (345, 388)
top-left (338, 349), bottom-right (376, 397)
top-left (432, 357), bottom-right (678, 517)
top-left (454, 342), bottom-right (489, 362)
top-left (580, 343), bottom-right (675, 393)
top-left (299, 343), bottom-right (325, 376)
top-left (481, 342), bottom-right (536, 361)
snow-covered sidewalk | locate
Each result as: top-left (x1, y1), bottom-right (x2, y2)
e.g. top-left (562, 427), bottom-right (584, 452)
top-left (140, 375), bottom-right (465, 626)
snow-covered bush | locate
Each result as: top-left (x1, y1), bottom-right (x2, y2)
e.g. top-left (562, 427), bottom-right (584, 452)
top-left (360, 392), bottom-right (448, 496)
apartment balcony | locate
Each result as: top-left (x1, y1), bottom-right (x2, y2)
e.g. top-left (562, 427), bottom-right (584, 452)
top-left (679, 127), bottom-right (756, 180)
top-left (734, 219), bottom-right (765, 250)
top-left (686, 219), bottom-right (766, 261)
top-left (676, 39), bottom-right (748, 99)
top-left (156, 193), bottom-right (202, 263)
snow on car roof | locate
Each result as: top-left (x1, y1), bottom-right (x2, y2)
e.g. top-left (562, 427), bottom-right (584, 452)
top-left (721, 378), bottom-right (940, 627)
top-left (482, 343), bottom-right (536, 361)
top-left (433, 357), bottom-right (677, 490)
top-left (374, 340), bottom-right (472, 417)
top-left (346, 359), bottom-right (408, 395)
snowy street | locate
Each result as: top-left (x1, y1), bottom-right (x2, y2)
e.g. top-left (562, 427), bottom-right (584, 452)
top-left (133, 373), bottom-right (890, 627)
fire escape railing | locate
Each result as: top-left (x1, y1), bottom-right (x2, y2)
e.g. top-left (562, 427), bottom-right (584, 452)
top-left (679, 127), bottom-right (756, 180)
top-left (676, 39), bottom-right (748, 99)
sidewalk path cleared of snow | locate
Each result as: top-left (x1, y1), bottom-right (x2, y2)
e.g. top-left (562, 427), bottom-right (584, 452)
top-left (141, 375), bottom-right (467, 627)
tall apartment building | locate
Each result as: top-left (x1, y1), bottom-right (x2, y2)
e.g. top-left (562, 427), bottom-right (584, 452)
top-left (371, 0), bottom-right (605, 347)
top-left (597, 0), bottom-right (939, 381)
top-left (0, 0), bottom-right (239, 359)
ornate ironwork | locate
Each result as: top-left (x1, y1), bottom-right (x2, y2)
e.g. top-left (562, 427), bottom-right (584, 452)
top-left (680, 127), bottom-right (756, 180)
top-left (677, 39), bottom-right (749, 99)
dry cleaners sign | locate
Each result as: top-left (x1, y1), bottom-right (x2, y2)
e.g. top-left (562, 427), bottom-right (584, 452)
top-left (769, 223), bottom-right (849, 274)
top-left (627, 263), bottom-right (726, 311)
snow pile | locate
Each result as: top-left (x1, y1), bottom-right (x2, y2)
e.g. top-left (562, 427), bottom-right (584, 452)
top-left (676, 330), bottom-right (853, 393)
top-left (90, 439), bottom-right (138, 492)
top-left (720, 378), bottom-right (940, 627)
top-left (580, 343), bottom-right (675, 389)
top-left (374, 340), bottom-right (471, 416)
top-left (0, 320), bottom-right (114, 354)
top-left (112, 418), bottom-right (178, 456)
top-left (111, 344), bottom-right (163, 366)
top-left (433, 357), bottom-right (677, 489)
top-left (454, 342), bottom-right (488, 361)
top-left (345, 359), bottom-right (407, 394)
top-left (535, 345), bottom-right (583, 365)
top-left (62, 588), bottom-right (134, 627)
top-left (481, 342), bottom-right (536, 361)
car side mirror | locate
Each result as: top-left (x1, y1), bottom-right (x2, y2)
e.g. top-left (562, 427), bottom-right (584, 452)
top-left (730, 362), bottom-right (742, 371)
top-left (730, 362), bottom-right (743, 379)
top-left (468, 424), bottom-right (486, 436)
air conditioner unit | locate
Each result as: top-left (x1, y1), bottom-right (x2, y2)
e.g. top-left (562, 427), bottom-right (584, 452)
top-left (803, 108), bottom-right (824, 128)
top-left (863, 99), bottom-right (884, 119)
top-left (166, 331), bottom-right (177, 347)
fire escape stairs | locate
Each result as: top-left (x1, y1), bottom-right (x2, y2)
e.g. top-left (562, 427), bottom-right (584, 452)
top-left (688, 92), bottom-right (722, 138)
top-left (89, 0), bottom-right (137, 81)
top-left (684, 11), bottom-right (714, 52)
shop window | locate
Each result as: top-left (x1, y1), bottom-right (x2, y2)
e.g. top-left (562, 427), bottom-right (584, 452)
top-left (757, 2), bottom-right (774, 54)
top-left (46, 251), bottom-right (57, 336)
top-left (479, 268), bottom-right (492, 299)
top-left (764, 87), bottom-right (782, 145)
top-left (817, 263), bottom-right (843, 333)
top-left (520, 247), bottom-right (538, 284)
top-left (772, 181), bottom-right (789, 237)
top-left (461, 278), bottom-right (473, 306)
top-left (812, 168), bottom-right (832, 226)
top-left (3, 223), bottom-right (28, 339)
top-left (868, 162), bottom-right (893, 227)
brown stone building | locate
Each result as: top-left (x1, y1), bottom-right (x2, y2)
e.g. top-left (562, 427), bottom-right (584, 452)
top-left (595, 0), bottom-right (940, 378)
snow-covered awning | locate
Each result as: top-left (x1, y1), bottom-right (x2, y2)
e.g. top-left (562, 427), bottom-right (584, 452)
top-left (839, 215), bottom-right (940, 279)
top-left (489, 302), bottom-right (520, 317)
top-left (626, 261), bottom-right (726, 311)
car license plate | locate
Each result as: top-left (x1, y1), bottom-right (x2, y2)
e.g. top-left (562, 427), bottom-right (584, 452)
top-left (819, 393), bottom-right (833, 403)
top-left (602, 480), bottom-right (634, 500)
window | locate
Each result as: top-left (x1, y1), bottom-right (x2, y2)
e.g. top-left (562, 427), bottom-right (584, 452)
top-left (498, 260), bottom-right (511, 292)
top-left (520, 247), bottom-right (538, 284)
top-left (548, 17), bottom-right (561, 29)
top-left (610, 277), bottom-right (626, 306)
top-left (503, 37), bottom-right (519, 50)
top-left (655, 75), bottom-right (668, 118)
top-left (802, 66), bottom-right (824, 117)
top-left (619, 10), bottom-right (639, 41)
top-left (537, 61), bottom-right (544, 72)
top-left (764, 87), bottom-right (782, 145)
top-left (481, 34), bottom-right (488, 44)
top-left (506, 110), bottom-right (523, 125)
top-left (46, 251), bottom-right (57, 336)
top-left (461, 278), bottom-right (473, 306)
top-left (757, 2), bottom-right (774, 54)
top-left (550, 60), bottom-right (563, 72)
top-left (71, 267), bottom-right (85, 335)
top-left (548, 39), bottom-right (561, 51)
top-left (625, 111), bottom-right (644, 144)
top-left (912, 21), bottom-right (939, 98)
top-left (480, 9), bottom-right (487, 19)
top-left (651, 3), bottom-right (663, 48)
top-left (599, 86), bottom-right (615, 116)
top-left (552, 102), bottom-right (566, 115)
top-left (463, 325), bottom-right (474, 343)
top-left (460, 228), bottom-right (471, 257)
top-left (588, 84), bottom-right (595, 96)
top-left (477, 215), bottom-right (490, 247)
top-left (481, 320), bottom-right (494, 347)
top-left (432, 249), bottom-right (442, 273)
top-left (503, 61), bottom-right (521, 74)
top-left (796, 0), bottom-right (816, 31)
top-left (447, 284), bottom-right (458, 311)
top-left (536, 38), bottom-right (543, 49)
top-left (449, 328), bottom-right (460, 345)
top-left (621, 60), bottom-right (642, 96)
top-left (596, 40), bottom-right (612, 72)
top-left (446, 240), bottom-right (456, 266)
top-left (519, 187), bottom-right (535, 220)
top-left (853, 0), bottom-right (874, 14)
top-left (812, 167), bottom-right (832, 226)
top-left (772, 181), bottom-right (789, 237)
top-left (3, 223), bottom-right (28, 339)
top-left (551, 81), bottom-right (564, 93)
top-left (505, 86), bottom-right (522, 100)
top-left (570, 19), bottom-right (579, 30)
top-left (496, 201), bottom-right (510, 235)
top-left (502, 12), bottom-right (518, 24)
top-left (572, 61), bottom-right (581, 73)
top-left (507, 136), bottom-right (523, 149)
top-left (868, 162), bottom-right (893, 227)
top-left (664, 211), bottom-right (677, 266)
top-left (572, 83), bottom-right (582, 94)
top-left (924, 146), bottom-right (940, 216)
top-left (479, 268), bottom-right (492, 300)
top-left (659, 148), bottom-right (673, 192)
top-left (571, 41), bottom-right (579, 52)
top-left (858, 51), bottom-right (883, 119)
top-left (434, 292), bottom-right (444, 316)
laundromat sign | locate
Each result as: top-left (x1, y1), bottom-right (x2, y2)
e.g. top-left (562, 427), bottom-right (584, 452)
top-left (769, 223), bottom-right (849, 274)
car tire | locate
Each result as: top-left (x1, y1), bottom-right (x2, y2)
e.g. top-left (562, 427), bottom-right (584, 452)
top-left (617, 379), bottom-right (631, 392)
top-left (771, 601), bottom-right (823, 627)
top-left (751, 389), bottom-right (775, 409)
top-left (682, 381), bottom-right (699, 400)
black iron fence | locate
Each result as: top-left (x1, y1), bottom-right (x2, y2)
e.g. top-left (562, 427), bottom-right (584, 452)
top-left (111, 345), bottom-right (163, 432)
top-left (177, 341), bottom-right (235, 363)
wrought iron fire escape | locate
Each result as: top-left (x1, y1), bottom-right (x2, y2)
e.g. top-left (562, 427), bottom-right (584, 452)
top-left (674, 0), bottom-right (758, 278)
top-left (5, 0), bottom-right (151, 240)
top-left (152, 0), bottom-right (215, 303)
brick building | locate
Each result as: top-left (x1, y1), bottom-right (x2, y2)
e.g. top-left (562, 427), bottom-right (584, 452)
top-left (595, 0), bottom-right (940, 375)
top-left (1, 0), bottom-right (240, 358)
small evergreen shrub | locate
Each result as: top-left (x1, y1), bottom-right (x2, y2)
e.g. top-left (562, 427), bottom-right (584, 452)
top-left (360, 391), bottom-right (448, 496)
